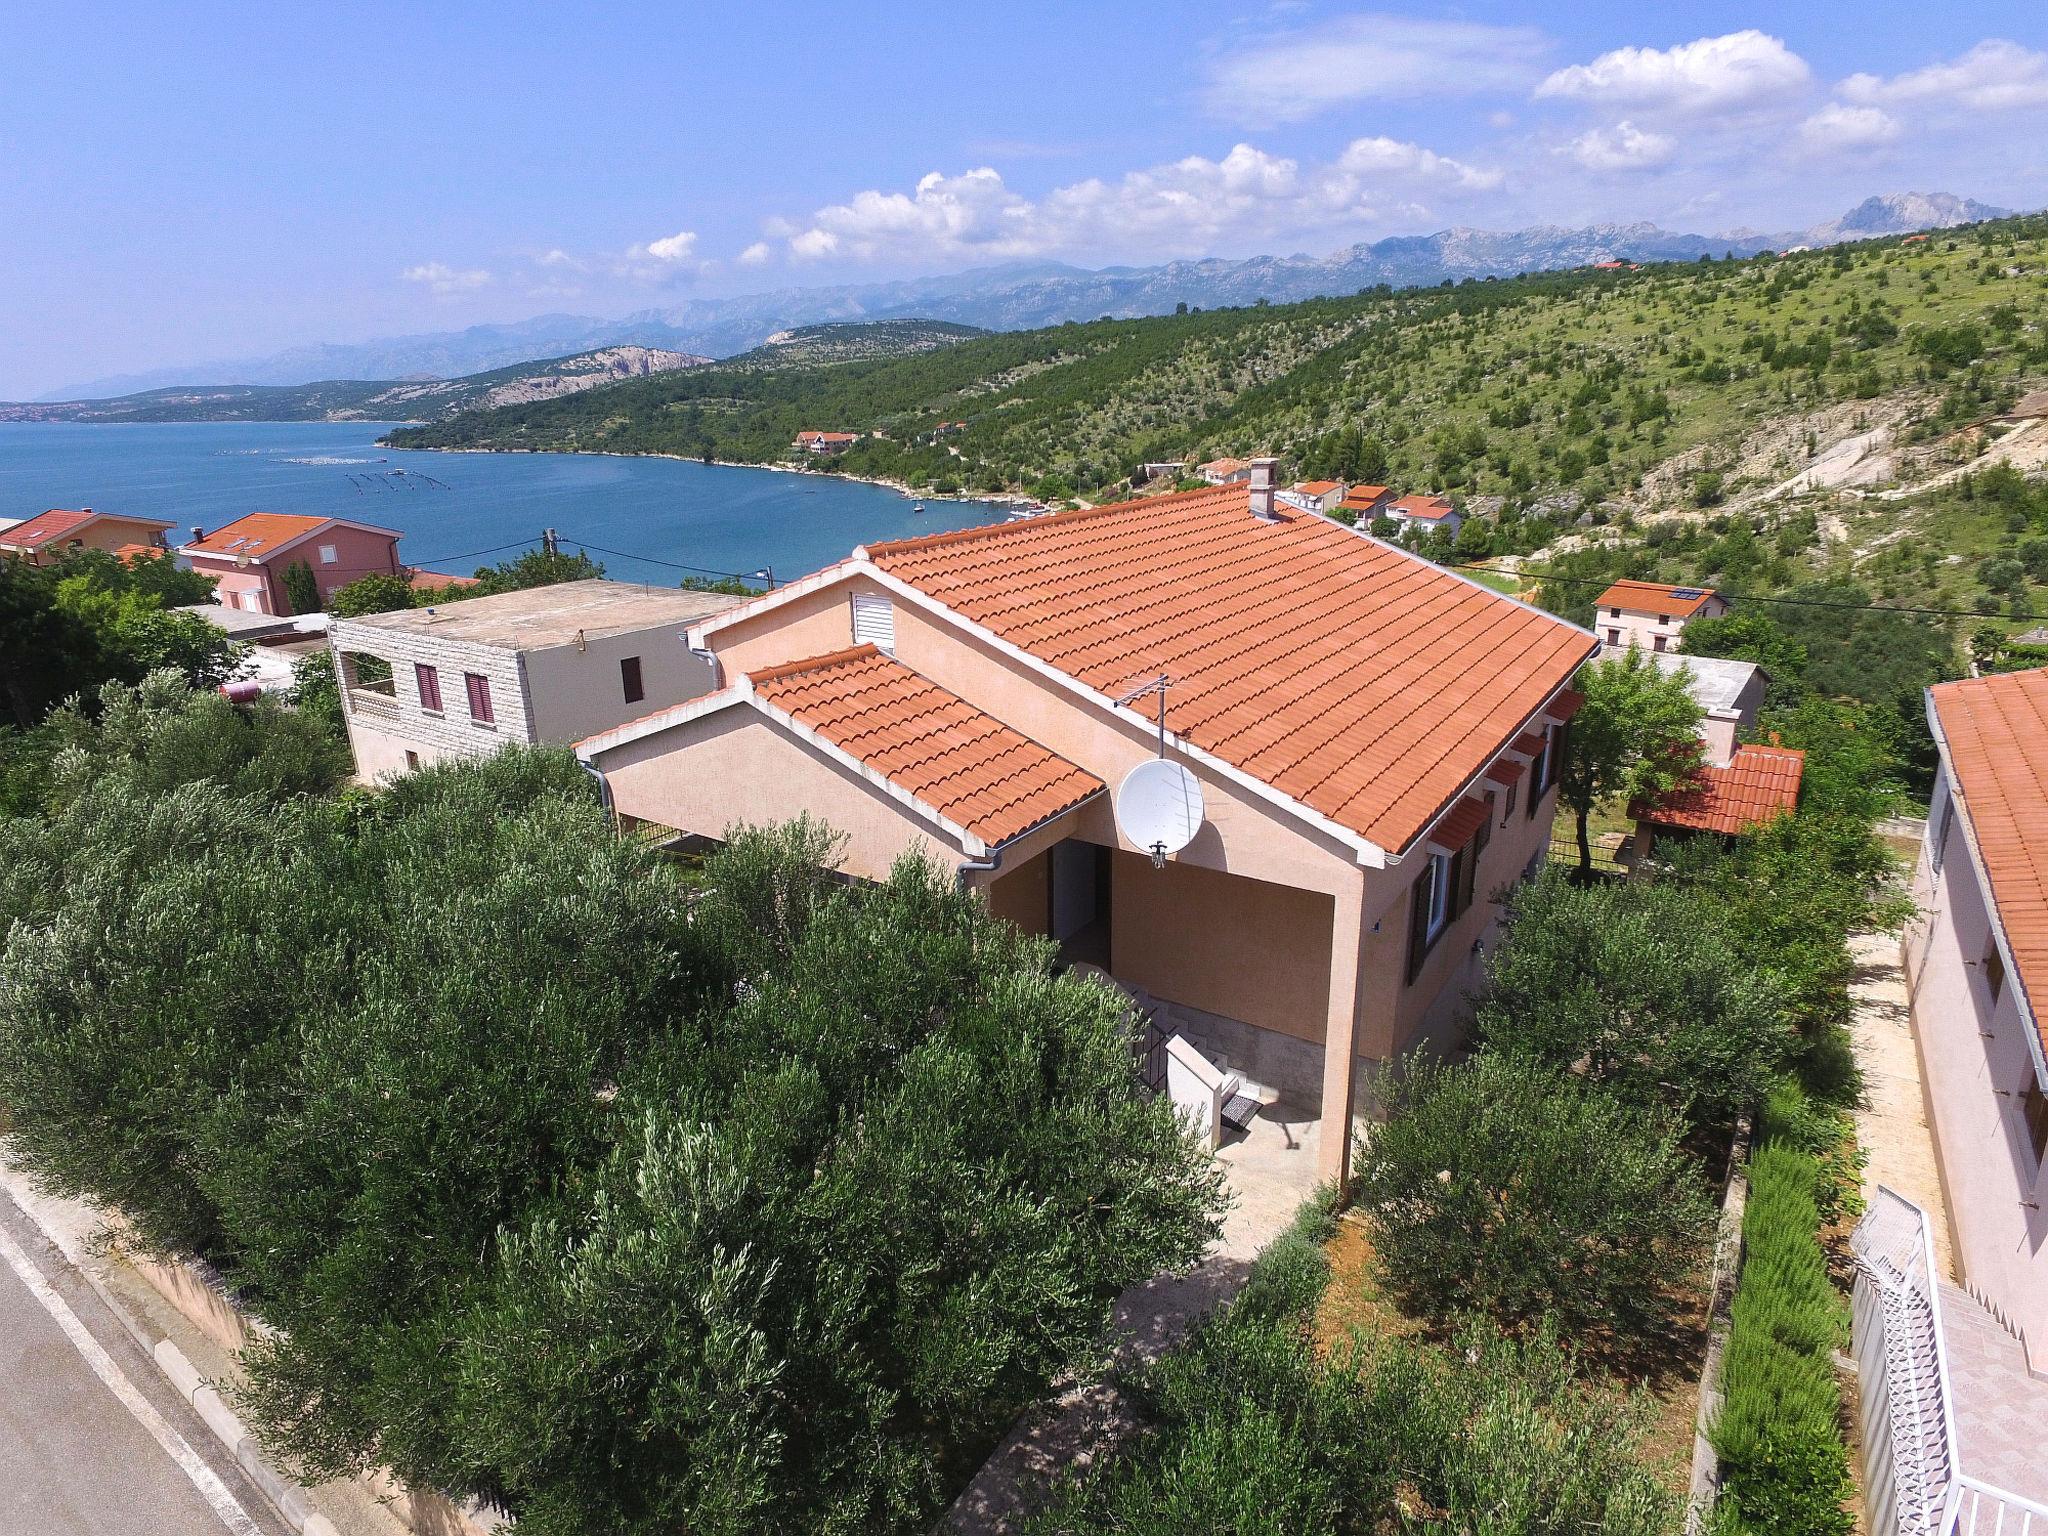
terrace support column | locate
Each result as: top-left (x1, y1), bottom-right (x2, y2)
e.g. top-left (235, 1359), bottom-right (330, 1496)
top-left (1316, 874), bottom-right (1370, 1191)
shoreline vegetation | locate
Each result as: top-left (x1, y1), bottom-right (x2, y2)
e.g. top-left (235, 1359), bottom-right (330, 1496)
top-left (391, 438), bottom-right (1054, 514)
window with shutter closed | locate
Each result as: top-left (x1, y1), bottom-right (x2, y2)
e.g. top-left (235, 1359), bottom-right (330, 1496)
top-left (851, 592), bottom-right (895, 652)
top-left (1405, 865), bottom-right (1433, 985)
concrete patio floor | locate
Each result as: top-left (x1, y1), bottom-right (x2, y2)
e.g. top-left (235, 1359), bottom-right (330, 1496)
top-left (1214, 1095), bottom-right (1330, 1258)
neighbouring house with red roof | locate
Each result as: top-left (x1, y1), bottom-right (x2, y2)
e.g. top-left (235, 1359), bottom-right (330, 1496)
top-left (1626, 741), bottom-right (1804, 860)
top-left (181, 514), bottom-right (403, 616)
top-left (0, 507), bottom-right (176, 565)
top-left (795, 430), bottom-right (859, 454)
top-left (577, 457), bottom-right (1596, 1184)
top-left (1858, 667), bottom-right (2048, 1528)
top-left (1382, 493), bottom-right (1462, 538)
top-left (1197, 456), bottom-right (1252, 485)
top-left (1278, 479), bottom-right (1346, 514)
top-left (1593, 579), bottom-right (1730, 653)
top-left (1337, 484), bottom-right (1393, 521)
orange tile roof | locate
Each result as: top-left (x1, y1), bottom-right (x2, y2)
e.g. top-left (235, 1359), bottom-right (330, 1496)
top-left (185, 513), bottom-right (395, 561)
top-left (1636, 743), bottom-right (1804, 835)
top-left (1341, 485), bottom-right (1391, 503)
top-left (1484, 759), bottom-right (1526, 786)
top-left (0, 507), bottom-right (170, 551)
top-left (1388, 494), bottom-right (1456, 520)
top-left (1929, 668), bottom-right (2048, 1047)
top-left (407, 568), bottom-right (480, 592)
top-left (112, 543), bottom-right (168, 561)
top-left (862, 483), bottom-right (1594, 855)
top-left (749, 645), bottom-right (1103, 848)
top-left (1296, 480), bottom-right (1342, 495)
top-left (1200, 457), bottom-right (1249, 475)
top-left (1, 509), bottom-right (96, 549)
top-left (1594, 579), bottom-right (1720, 619)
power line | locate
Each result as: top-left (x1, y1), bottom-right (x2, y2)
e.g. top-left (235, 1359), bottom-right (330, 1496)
top-left (1460, 562), bottom-right (2010, 622)
top-left (561, 537), bottom-right (772, 586)
top-left (404, 537), bottom-right (539, 569)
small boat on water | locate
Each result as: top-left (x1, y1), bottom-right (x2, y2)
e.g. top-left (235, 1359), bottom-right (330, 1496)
top-left (911, 501), bottom-right (925, 513)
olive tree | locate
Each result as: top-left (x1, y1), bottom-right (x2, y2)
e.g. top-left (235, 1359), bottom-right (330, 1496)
top-left (1353, 1054), bottom-right (1712, 1337)
top-left (1558, 648), bottom-right (1704, 876)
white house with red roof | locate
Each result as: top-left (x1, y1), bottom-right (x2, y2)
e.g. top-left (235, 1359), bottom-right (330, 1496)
top-left (181, 514), bottom-right (403, 616)
top-left (794, 430), bottom-right (859, 454)
top-left (577, 462), bottom-right (1595, 1183)
top-left (1278, 480), bottom-right (1346, 514)
top-left (1381, 493), bottom-right (1462, 538)
top-left (0, 507), bottom-right (176, 565)
top-left (1593, 579), bottom-right (1730, 653)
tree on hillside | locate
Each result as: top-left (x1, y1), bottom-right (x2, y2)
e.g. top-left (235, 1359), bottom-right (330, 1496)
top-left (1557, 650), bottom-right (1704, 876)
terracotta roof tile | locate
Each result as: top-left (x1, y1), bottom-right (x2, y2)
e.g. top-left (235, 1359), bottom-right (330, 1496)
top-left (1594, 579), bottom-right (1720, 619)
top-left (1636, 743), bottom-right (1804, 835)
top-left (186, 513), bottom-right (398, 561)
top-left (1929, 668), bottom-right (2048, 1052)
top-left (864, 484), bottom-right (1593, 854)
top-left (1388, 494), bottom-right (1457, 521)
top-left (749, 645), bottom-right (1103, 848)
top-left (1484, 759), bottom-right (1526, 786)
top-left (1, 509), bottom-right (98, 550)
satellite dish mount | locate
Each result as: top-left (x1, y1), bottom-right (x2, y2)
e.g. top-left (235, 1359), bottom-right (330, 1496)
top-left (1111, 674), bottom-right (1203, 868)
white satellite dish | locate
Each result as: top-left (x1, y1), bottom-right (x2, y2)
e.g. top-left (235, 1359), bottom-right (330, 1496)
top-left (1116, 759), bottom-right (1204, 867)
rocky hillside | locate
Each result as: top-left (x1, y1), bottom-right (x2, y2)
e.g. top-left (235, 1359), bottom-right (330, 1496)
top-left (732, 321), bottom-right (988, 368)
top-left (0, 345), bottom-right (710, 424)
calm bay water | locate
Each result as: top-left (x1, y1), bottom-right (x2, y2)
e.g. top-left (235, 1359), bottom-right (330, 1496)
top-left (0, 422), bottom-right (1013, 585)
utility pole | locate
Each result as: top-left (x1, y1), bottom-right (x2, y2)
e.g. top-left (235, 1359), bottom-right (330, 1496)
top-left (542, 528), bottom-right (559, 557)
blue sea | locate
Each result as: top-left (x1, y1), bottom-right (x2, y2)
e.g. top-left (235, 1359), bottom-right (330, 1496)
top-left (0, 422), bottom-right (1014, 586)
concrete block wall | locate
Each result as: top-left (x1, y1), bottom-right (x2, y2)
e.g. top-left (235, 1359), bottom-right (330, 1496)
top-left (329, 621), bottom-right (533, 776)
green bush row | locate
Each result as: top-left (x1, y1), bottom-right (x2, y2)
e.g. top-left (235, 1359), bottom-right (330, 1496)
top-left (1709, 1089), bottom-right (1855, 1536)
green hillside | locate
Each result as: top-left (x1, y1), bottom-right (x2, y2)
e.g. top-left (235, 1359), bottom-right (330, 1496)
top-left (394, 217), bottom-right (2048, 783)
top-left (394, 216), bottom-right (2047, 512)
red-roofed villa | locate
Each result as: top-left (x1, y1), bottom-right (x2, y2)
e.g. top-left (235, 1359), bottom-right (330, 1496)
top-left (182, 513), bottom-right (403, 615)
top-left (578, 458), bottom-right (1596, 1183)
top-left (0, 507), bottom-right (176, 565)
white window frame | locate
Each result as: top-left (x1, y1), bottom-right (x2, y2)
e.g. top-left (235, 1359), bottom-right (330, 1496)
top-left (318, 543), bottom-right (339, 564)
top-left (1425, 851), bottom-right (1452, 941)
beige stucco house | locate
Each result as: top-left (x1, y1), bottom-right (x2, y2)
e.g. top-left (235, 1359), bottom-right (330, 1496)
top-left (1592, 579), bottom-right (1729, 653)
top-left (330, 579), bottom-right (740, 780)
top-left (579, 477), bottom-right (1595, 1183)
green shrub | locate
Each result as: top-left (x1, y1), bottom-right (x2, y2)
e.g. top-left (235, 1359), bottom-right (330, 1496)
top-left (1353, 1054), bottom-right (1713, 1336)
top-left (1479, 869), bottom-right (1791, 1138)
top-left (1709, 1129), bottom-right (1854, 1535)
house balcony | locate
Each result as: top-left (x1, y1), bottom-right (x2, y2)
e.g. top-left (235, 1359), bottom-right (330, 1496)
top-left (346, 687), bottom-right (398, 722)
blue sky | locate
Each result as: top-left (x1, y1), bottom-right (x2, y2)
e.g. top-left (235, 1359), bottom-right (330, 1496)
top-left (4, 1), bottom-right (2045, 396)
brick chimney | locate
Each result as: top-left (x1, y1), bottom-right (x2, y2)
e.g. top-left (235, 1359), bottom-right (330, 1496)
top-left (1248, 457), bottom-right (1280, 520)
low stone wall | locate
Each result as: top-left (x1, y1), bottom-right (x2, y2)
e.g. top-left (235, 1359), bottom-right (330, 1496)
top-left (121, 1242), bottom-right (506, 1536)
top-left (1685, 1120), bottom-right (1754, 1535)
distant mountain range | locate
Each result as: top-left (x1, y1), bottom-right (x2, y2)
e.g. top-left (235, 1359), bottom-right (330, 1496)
top-left (1, 346), bottom-right (709, 425)
top-left (38, 193), bottom-right (2012, 400)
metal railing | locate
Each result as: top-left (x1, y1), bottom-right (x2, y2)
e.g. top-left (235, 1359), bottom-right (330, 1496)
top-left (1851, 1187), bottom-right (2048, 1536)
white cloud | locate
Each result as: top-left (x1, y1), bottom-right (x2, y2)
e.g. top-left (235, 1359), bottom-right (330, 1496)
top-left (400, 262), bottom-right (492, 296)
top-left (1205, 14), bottom-right (1550, 125)
top-left (1565, 120), bottom-right (1676, 172)
top-left (784, 138), bottom-right (1500, 266)
top-left (738, 241), bottom-right (773, 266)
top-left (1798, 103), bottom-right (1901, 152)
top-left (1537, 30), bottom-right (1810, 116)
top-left (1840, 39), bottom-right (2048, 112)
top-left (633, 229), bottom-right (698, 263)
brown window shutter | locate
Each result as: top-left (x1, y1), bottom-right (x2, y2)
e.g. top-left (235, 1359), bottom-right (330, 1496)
top-left (1454, 843), bottom-right (1476, 919)
top-left (1405, 866), bottom-right (1432, 985)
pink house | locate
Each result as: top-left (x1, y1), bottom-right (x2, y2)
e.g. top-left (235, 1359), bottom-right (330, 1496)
top-left (578, 476), bottom-right (1595, 1185)
top-left (182, 514), bottom-right (402, 616)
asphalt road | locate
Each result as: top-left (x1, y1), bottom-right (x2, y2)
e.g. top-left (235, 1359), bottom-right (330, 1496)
top-left (0, 1196), bottom-right (292, 1536)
